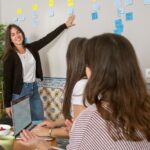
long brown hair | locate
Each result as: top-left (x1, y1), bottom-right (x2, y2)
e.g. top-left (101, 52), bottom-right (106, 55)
top-left (3, 24), bottom-right (25, 61)
top-left (63, 37), bottom-right (87, 119)
top-left (84, 33), bottom-right (150, 141)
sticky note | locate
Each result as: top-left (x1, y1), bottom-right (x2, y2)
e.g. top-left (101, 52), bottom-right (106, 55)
top-left (114, 29), bottom-right (122, 35)
top-left (126, 12), bottom-right (133, 21)
top-left (125, 0), bottom-right (133, 6)
top-left (48, 0), bottom-right (54, 7)
top-left (17, 8), bottom-right (22, 15)
top-left (12, 17), bottom-right (18, 22)
top-left (114, 19), bottom-right (124, 34)
top-left (117, 8), bottom-right (125, 17)
top-left (25, 37), bottom-right (29, 44)
top-left (114, 0), bottom-right (121, 8)
top-left (115, 19), bottom-right (123, 27)
top-left (32, 4), bottom-right (38, 11)
top-left (68, 7), bottom-right (74, 15)
top-left (19, 15), bottom-right (26, 21)
top-left (91, 12), bottom-right (98, 20)
top-left (144, 0), bottom-right (150, 4)
top-left (67, 0), bottom-right (74, 6)
top-left (91, 0), bottom-right (96, 2)
top-left (114, 25), bottom-right (124, 34)
top-left (32, 12), bottom-right (38, 19)
top-left (92, 3), bottom-right (100, 11)
top-left (48, 9), bottom-right (54, 17)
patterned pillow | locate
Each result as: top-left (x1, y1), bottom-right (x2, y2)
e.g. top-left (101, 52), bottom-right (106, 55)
top-left (38, 77), bottom-right (66, 121)
top-left (39, 87), bottom-right (64, 121)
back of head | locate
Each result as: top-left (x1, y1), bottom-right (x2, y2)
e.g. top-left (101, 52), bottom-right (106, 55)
top-left (84, 33), bottom-right (150, 141)
top-left (63, 37), bottom-right (87, 119)
top-left (3, 24), bottom-right (25, 61)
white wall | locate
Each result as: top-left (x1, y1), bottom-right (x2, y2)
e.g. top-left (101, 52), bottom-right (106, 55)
top-left (1, 0), bottom-right (150, 81)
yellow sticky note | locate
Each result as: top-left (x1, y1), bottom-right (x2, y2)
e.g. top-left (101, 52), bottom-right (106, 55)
top-left (32, 4), bottom-right (38, 11)
top-left (68, 0), bottom-right (73, 3)
top-left (49, 0), bottom-right (54, 7)
top-left (17, 8), bottom-right (22, 15)
top-left (67, 0), bottom-right (74, 6)
top-left (91, 0), bottom-right (96, 2)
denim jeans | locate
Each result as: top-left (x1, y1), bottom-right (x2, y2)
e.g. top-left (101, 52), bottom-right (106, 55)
top-left (12, 82), bottom-right (44, 121)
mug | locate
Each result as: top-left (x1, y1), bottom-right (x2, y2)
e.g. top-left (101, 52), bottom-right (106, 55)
top-left (0, 136), bottom-right (15, 150)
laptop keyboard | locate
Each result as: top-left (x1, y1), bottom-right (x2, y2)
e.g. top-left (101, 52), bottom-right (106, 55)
top-left (26, 124), bottom-right (36, 131)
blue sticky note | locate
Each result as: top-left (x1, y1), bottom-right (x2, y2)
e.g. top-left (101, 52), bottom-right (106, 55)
top-left (144, 0), bottom-right (150, 4)
top-left (91, 12), bottom-right (98, 20)
top-left (125, 0), bottom-right (133, 6)
top-left (114, 29), bottom-right (122, 35)
top-left (92, 3), bottom-right (100, 11)
top-left (114, 0), bottom-right (121, 8)
top-left (25, 37), bottom-right (29, 44)
top-left (48, 9), bottom-right (54, 17)
top-left (114, 19), bottom-right (124, 34)
top-left (116, 26), bottom-right (123, 32)
top-left (115, 19), bottom-right (123, 27)
top-left (126, 12), bottom-right (133, 21)
top-left (68, 7), bottom-right (74, 15)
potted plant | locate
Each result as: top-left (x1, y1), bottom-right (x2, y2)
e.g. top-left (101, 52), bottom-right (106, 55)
top-left (0, 24), bottom-right (6, 119)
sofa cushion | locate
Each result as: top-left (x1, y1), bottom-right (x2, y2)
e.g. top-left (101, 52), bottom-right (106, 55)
top-left (38, 77), bottom-right (66, 121)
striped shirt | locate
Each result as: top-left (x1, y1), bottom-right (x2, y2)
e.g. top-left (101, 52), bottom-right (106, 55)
top-left (67, 104), bottom-right (150, 150)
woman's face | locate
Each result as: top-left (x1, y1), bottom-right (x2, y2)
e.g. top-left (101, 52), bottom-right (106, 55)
top-left (10, 27), bottom-right (23, 46)
top-left (86, 67), bottom-right (91, 79)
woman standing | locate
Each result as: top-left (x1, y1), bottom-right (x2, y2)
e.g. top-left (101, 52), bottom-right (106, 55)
top-left (3, 16), bottom-right (75, 121)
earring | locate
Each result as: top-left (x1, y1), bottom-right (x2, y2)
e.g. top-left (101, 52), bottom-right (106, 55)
top-left (98, 94), bottom-right (102, 101)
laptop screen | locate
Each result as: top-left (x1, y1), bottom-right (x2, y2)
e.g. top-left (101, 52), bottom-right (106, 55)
top-left (11, 96), bottom-right (31, 136)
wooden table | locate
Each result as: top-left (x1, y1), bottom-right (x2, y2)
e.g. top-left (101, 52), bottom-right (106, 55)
top-left (13, 138), bottom-right (57, 150)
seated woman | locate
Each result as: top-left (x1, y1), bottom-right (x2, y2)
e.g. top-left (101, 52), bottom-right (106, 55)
top-left (31, 37), bottom-right (88, 138)
top-left (20, 33), bottom-right (150, 149)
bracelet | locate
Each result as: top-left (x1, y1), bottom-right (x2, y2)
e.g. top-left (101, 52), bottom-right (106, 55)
top-left (48, 128), bottom-right (53, 137)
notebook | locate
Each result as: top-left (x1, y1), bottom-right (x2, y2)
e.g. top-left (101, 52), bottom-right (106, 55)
top-left (11, 95), bottom-right (52, 140)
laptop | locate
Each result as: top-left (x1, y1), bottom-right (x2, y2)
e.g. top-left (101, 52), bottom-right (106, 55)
top-left (11, 95), bottom-right (52, 140)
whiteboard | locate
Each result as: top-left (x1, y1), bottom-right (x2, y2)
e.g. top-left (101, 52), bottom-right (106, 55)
top-left (1, 0), bottom-right (150, 81)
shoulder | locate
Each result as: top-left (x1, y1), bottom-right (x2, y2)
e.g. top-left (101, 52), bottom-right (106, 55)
top-left (71, 105), bottom-right (99, 131)
top-left (72, 104), bottom-right (107, 135)
top-left (75, 79), bottom-right (88, 88)
top-left (68, 105), bottom-right (105, 149)
top-left (74, 104), bottom-right (100, 122)
top-left (72, 79), bottom-right (88, 96)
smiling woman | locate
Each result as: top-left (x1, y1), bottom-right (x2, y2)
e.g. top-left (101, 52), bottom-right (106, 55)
top-left (10, 27), bottom-right (24, 49)
top-left (2, 15), bottom-right (75, 121)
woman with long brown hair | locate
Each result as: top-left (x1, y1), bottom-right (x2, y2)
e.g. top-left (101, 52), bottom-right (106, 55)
top-left (67, 33), bottom-right (150, 149)
top-left (63, 37), bottom-right (88, 120)
top-left (32, 38), bottom-right (87, 140)
top-left (3, 16), bottom-right (75, 121)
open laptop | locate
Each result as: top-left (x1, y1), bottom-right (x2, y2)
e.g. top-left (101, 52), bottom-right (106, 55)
top-left (11, 95), bottom-right (52, 140)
